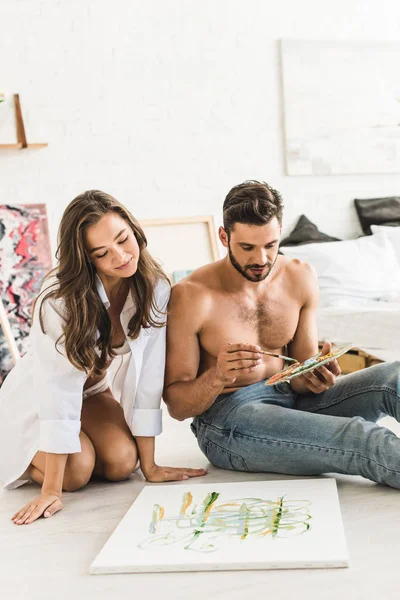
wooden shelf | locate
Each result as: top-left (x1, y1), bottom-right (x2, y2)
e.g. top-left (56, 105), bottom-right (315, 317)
top-left (0, 143), bottom-right (48, 149)
top-left (0, 95), bottom-right (48, 150)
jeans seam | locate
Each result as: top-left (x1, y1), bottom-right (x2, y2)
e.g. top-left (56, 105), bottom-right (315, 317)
top-left (303, 385), bottom-right (399, 413)
top-left (231, 430), bottom-right (400, 475)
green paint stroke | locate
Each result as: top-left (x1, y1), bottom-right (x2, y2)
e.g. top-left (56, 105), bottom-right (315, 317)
top-left (271, 496), bottom-right (284, 537)
top-left (184, 492), bottom-right (220, 550)
top-left (238, 502), bottom-right (250, 539)
top-left (141, 491), bottom-right (312, 554)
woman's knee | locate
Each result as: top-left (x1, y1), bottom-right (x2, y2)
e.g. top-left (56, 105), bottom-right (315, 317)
top-left (63, 434), bottom-right (96, 492)
top-left (63, 467), bottom-right (93, 492)
top-left (102, 442), bottom-right (138, 482)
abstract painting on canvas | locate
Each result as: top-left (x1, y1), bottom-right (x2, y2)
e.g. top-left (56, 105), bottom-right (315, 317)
top-left (90, 478), bottom-right (348, 574)
top-left (0, 204), bottom-right (52, 384)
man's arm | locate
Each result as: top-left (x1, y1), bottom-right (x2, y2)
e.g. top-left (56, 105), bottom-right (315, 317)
top-left (288, 262), bottom-right (341, 395)
top-left (163, 283), bottom-right (225, 420)
top-left (163, 283), bottom-right (261, 420)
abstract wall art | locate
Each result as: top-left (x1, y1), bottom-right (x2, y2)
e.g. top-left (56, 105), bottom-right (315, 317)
top-left (0, 204), bottom-right (52, 384)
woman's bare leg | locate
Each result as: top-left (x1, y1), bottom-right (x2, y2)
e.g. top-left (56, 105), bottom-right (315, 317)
top-left (27, 431), bottom-right (96, 492)
top-left (26, 388), bottom-right (137, 490)
top-left (80, 387), bottom-right (138, 481)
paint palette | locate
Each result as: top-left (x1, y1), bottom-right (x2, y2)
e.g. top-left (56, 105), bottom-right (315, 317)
top-left (264, 343), bottom-right (353, 386)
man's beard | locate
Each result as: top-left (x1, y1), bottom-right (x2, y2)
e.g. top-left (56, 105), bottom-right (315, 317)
top-left (228, 244), bottom-right (276, 282)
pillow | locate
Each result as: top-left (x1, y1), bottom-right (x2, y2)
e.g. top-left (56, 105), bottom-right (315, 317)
top-left (371, 225), bottom-right (400, 264)
top-left (280, 215), bottom-right (341, 246)
top-left (281, 231), bottom-right (400, 307)
top-left (354, 196), bottom-right (400, 234)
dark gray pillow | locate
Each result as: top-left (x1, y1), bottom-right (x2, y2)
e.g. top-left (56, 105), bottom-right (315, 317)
top-left (354, 196), bottom-right (400, 235)
top-left (280, 215), bottom-right (340, 246)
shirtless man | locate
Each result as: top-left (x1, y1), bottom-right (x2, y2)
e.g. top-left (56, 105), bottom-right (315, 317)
top-left (164, 180), bottom-right (400, 488)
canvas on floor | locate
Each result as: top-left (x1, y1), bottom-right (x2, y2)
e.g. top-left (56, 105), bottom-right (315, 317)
top-left (90, 478), bottom-right (349, 574)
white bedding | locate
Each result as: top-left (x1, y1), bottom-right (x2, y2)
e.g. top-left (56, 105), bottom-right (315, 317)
top-left (317, 301), bottom-right (400, 362)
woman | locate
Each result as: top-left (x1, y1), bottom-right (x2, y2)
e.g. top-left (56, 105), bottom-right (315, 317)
top-left (0, 190), bottom-right (206, 525)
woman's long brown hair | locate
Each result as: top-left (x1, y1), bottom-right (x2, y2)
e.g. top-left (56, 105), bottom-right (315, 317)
top-left (37, 190), bottom-right (170, 375)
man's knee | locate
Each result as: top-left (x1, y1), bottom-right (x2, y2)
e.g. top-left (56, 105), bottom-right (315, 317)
top-left (102, 442), bottom-right (138, 482)
top-left (369, 361), bottom-right (400, 386)
top-left (387, 360), bottom-right (400, 374)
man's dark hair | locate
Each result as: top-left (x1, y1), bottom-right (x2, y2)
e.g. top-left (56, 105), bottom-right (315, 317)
top-left (223, 180), bottom-right (284, 237)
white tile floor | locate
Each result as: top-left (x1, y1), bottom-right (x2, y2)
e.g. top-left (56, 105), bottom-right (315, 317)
top-left (1, 413), bottom-right (400, 600)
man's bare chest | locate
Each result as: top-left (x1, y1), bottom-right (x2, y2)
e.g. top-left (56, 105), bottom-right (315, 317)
top-left (200, 293), bottom-right (300, 352)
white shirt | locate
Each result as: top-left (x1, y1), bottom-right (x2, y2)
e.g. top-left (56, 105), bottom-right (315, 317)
top-left (0, 275), bottom-right (170, 489)
top-left (107, 338), bottom-right (131, 403)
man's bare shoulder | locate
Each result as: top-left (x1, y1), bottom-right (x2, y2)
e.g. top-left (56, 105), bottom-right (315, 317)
top-left (174, 261), bottom-right (222, 292)
top-left (278, 253), bottom-right (318, 298)
top-left (280, 253), bottom-right (316, 278)
top-left (170, 262), bottom-right (222, 312)
top-left (185, 261), bottom-right (223, 285)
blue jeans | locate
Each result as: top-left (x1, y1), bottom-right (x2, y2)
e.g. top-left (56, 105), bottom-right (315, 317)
top-left (191, 362), bottom-right (400, 488)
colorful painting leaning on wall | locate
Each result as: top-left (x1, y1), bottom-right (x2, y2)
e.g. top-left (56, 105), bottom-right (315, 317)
top-left (0, 204), bottom-right (52, 384)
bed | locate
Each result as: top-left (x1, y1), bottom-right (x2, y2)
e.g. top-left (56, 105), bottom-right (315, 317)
top-left (281, 211), bottom-right (400, 374)
top-left (317, 301), bottom-right (400, 367)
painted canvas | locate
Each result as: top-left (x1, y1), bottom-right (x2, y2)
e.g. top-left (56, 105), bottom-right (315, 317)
top-left (0, 204), bottom-right (52, 384)
top-left (281, 40), bottom-right (400, 175)
top-left (90, 478), bottom-right (348, 574)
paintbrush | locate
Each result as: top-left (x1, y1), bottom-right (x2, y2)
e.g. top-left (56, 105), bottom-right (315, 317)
top-left (259, 349), bottom-right (299, 363)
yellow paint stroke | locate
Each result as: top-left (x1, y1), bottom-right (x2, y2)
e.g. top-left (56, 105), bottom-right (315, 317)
top-left (149, 504), bottom-right (165, 534)
top-left (180, 492), bottom-right (193, 516)
top-left (261, 529), bottom-right (272, 537)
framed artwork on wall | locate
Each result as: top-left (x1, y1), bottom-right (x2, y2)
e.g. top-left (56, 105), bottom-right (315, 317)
top-left (281, 39), bottom-right (400, 175)
top-left (0, 204), bottom-right (52, 385)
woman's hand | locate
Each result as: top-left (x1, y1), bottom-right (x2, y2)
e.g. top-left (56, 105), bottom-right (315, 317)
top-left (11, 492), bottom-right (63, 525)
top-left (142, 464), bottom-right (208, 483)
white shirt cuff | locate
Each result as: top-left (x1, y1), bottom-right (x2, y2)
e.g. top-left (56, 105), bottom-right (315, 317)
top-left (130, 408), bottom-right (162, 436)
top-left (39, 419), bottom-right (82, 453)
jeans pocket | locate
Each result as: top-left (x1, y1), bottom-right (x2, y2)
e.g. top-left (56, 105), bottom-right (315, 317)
top-left (204, 438), bottom-right (249, 472)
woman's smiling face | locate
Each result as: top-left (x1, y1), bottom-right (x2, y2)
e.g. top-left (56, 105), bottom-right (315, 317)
top-left (84, 212), bottom-right (140, 279)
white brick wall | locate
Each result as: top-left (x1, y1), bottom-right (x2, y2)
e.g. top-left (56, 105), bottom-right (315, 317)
top-left (1, 0), bottom-right (400, 256)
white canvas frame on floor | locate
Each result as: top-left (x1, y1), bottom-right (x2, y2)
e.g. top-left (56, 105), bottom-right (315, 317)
top-left (90, 478), bottom-right (348, 574)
